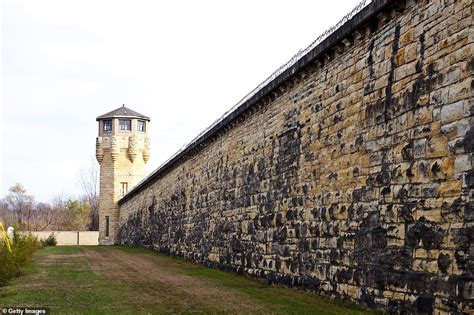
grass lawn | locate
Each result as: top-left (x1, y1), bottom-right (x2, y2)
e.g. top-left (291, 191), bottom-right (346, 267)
top-left (0, 246), bottom-right (377, 314)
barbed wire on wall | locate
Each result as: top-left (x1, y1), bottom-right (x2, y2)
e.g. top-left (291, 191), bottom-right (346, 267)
top-left (138, 0), bottom-right (371, 188)
top-left (232, 0), bottom-right (369, 115)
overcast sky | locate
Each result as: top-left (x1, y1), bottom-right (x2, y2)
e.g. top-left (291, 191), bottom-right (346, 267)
top-left (1, 0), bottom-right (363, 202)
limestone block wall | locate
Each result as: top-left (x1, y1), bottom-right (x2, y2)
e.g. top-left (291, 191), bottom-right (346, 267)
top-left (117, 0), bottom-right (473, 312)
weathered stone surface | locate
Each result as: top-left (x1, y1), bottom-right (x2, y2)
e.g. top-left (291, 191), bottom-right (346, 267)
top-left (115, 0), bottom-right (473, 313)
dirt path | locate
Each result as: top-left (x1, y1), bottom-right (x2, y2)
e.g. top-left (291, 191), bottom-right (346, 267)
top-left (82, 247), bottom-right (267, 313)
top-left (1, 246), bottom-right (371, 314)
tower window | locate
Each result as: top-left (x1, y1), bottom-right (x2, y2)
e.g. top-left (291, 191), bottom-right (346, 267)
top-left (138, 120), bottom-right (146, 132)
top-left (119, 119), bottom-right (131, 131)
top-left (105, 216), bottom-right (110, 237)
top-left (120, 182), bottom-right (129, 197)
top-left (103, 120), bottom-right (112, 132)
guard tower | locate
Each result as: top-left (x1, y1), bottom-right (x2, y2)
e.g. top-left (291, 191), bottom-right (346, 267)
top-left (96, 105), bottom-right (150, 245)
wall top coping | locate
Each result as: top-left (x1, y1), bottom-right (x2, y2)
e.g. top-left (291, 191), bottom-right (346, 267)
top-left (119, 0), bottom-right (393, 205)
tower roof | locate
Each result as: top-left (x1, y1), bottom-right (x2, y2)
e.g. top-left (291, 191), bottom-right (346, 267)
top-left (96, 105), bottom-right (150, 121)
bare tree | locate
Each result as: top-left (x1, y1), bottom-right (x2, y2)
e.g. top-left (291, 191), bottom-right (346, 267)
top-left (78, 158), bottom-right (99, 231)
top-left (32, 202), bottom-right (55, 231)
top-left (0, 199), bottom-right (13, 227)
top-left (50, 194), bottom-right (70, 230)
top-left (4, 183), bottom-right (35, 230)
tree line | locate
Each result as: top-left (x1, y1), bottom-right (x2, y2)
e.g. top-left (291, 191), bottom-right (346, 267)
top-left (1, 162), bottom-right (99, 231)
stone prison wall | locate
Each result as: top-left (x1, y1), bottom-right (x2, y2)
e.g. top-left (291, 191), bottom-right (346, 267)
top-left (117, 0), bottom-right (473, 313)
